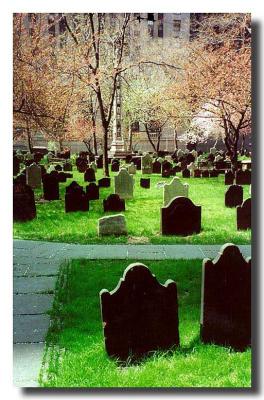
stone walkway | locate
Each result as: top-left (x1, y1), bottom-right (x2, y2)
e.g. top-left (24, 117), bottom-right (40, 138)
top-left (13, 239), bottom-right (251, 387)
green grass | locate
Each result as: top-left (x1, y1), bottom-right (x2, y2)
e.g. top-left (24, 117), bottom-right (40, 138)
top-left (13, 167), bottom-right (251, 244)
top-left (40, 259), bottom-right (251, 388)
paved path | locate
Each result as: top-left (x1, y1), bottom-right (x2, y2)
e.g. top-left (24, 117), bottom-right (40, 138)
top-left (13, 239), bottom-right (251, 387)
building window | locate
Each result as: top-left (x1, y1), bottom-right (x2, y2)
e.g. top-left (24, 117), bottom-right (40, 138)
top-left (158, 13), bottom-right (163, 38)
top-left (173, 20), bottom-right (181, 38)
top-left (147, 13), bottom-right (154, 37)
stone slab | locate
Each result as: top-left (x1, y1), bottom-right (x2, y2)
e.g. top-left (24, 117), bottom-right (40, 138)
top-left (13, 343), bottom-right (45, 387)
top-left (127, 246), bottom-right (166, 260)
top-left (164, 245), bottom-right (204, 259)
top-left (13, 294), bottom-right (54, 315)
top-left (13, 276), bottom-right (57, 294)
top-left (13, 314), bottom-right (50, 343)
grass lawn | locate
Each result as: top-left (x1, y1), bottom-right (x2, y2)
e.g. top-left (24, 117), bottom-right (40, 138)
top-left (13, 167), bottom-right (251, 244)
top-left (40, 259), bottom-right (251, 388)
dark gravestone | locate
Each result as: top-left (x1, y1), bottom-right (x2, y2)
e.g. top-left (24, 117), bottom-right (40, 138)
top-left (201, 170), bottom-right (209, 178)
top-left (13, 156), bottom-right (20, 176)
top-left (201, 244), bottom-right (251, 351)
top-left (225, 170), bottom-right (234, 185)
top-left (161, 196), bottom-right (201, 236)
top-left (162, 161), bottom-right (172, 177)
top-left (13, 182), bottom-right (36, 222)
top-left (63, 162), bottom-right (72, 171)
top-left (42, 172), bottom-right (59, 200)
top-left (209, 169), bottom-right (219, 178)
top-left (111, 160), bottom-right (120, 172)
top-left (182, 169), bottom-right (190, 178)
top-left (235, 170), bottom-right (251, 185)
top-left (96, 155), bottom-right (103, 169)
top-left (152, 160), bottom-right (161, 174)
top-left (237, 198), bottom-right (251, 230)
top-left (132, 157), bottom-right (141, 170)
top-left (34, 152), bottom-right (43, 163)
top-left (225, 185), bottom-right (243, 208)
top-left (186, 153), bottom-right (195, 164)
top-left (162, 170), bottom-right (171, 178)
top-left (65, 182), bottom-right (89, 212)
top-left (103, 193), bottom-right (125, 212)
top-left (57, 172), bottom-right (67, 182)
top-left (180, 160), bottom-right (188, 170)
top-left (86, 182), bottom-right (99, 201)
top-left (55, 164), bottom-right (63, 172)
top-left (100, 263), bottom-right (179, 361)
top-left (140, 178), bottom-right (150, 189)
top-left (194, 169), bottom-right (201, 178)
top-left (76, 157), bottom-right (88, 173)
top-left (98, 177), bottom-right (111, 188)
top-left (126, 154), bottom-right (133, 163)
top-left (84, 168), bottom-right (96, 182)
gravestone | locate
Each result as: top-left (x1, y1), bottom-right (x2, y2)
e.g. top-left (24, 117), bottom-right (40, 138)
top-left (237, 198), bottom-right (251, 230)
top-left (140, 178), bottom-right (150, 189)
top-left (98, 214), bottom-right (127, 236)
top-left (13, 182), bottom-right (36, 222)
top-left (201, 243), bottom-right (251, 351)
top-left (84, 167), bottom-right (96, 182)
top-left (225, 170), bottom-right (234, 185)
top-left (55, 164), bottom-right (63, 172)
top-left (235, 170), bottom-right (251, 185)
top-left (161, 197), bottom-right (201, 235)
top-left (182, 169), bottom-right (190, 178)
top-left (57, 172), bottom-right (68, 182)
top-left (65, 182), bottom-right (89, 212)
top-left (201, 170), bottom-right (209, 178)
top-left (141, 153), bottom-right (153, 174)
top-left (13, 156), bottom-right (20, 176)
top-left (26, 162), bottom-right (42, 189)
top-left (127, 162), bottom-right (136, 175)
top-left (42, 172), bottom-right (60, 200)
top-left (163, 177), bottom-right (189, 207)
top-left (162, 161), bottom-right (172, 176)
top-left (63, 161), bottom-right (72, 172)
top-left (162, 169), bottom-right (171, 178)
top-left (98, 177), bottom-right (111, 188)
top-left (100, 263), bottom-right (179, 361)
top-left (114, 168), bottom-right (134, 199)
top-left (111, 159), bottom-right (120, 172)
top-left (96, 155), bottom-right (103, 169)
top-left (86, 182), bottom-right (99, 201)
top-left (103, 194), bottom-right (125, 212)
top-left (66, 181), bottom-right (82, 194)
top-left (225, 185), bottom-right (243, 208)
top-left (209, 169), bottom-right (219, 178)
top-left (152, 160), bottom-right (161, 174)
top-left (76, 157), bottom-right (88, 173)
top-left (194, 169), bottom-right (201, 178)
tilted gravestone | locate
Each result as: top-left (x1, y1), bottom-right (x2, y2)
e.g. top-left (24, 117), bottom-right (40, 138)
top-left (182, 169), bottom-right (190, 178)
top-left (161, 196), bottom-right (201, 235)
top-left (13, 182), bottom-right (36, 222)
top-left (225, 185), bottom-right (243, 208)
top-left (235, 170), bottom-right (251, 185)
top-left (42, 172), bottom-right (60, 201)
top-left (200, 243), bottom-right (251, 351)
top-left (163, 177), bottom-right (189, 207)
top-left (114, 168), bottom-right (134, 200)
top-left (141, 153), bottom-right (153, 174)
top-left (152, 160), bottom-right (161, 174)
top-left (100, 263), bottom-right (179, 361)
top-left (98, 214), bottom-right (127, 236)
top-left (86, 182), bottom-right (99, 201)
top-left (65, 182), bottom-right (89, 212)
top-left (26, 162), bottom-right (42, 189)
top-left (103, 193), bottom-right (125, 212)
top-left (140, 178), bottom-right (150, 189)
top-left (98, 177), bottom-right (111, 188)
top-left (84, 167), bottom-right (96, 182)
top-left (225, 170), bottom-right (234, 185)
top-left (237, 198), bottom-right (251, 230)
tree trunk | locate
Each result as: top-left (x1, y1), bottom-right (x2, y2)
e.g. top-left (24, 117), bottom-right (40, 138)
top-left (59, 139), bottom-right (64, 152)
top-left (128, 124), bottom-right (133, 152)
top-left (26, 121), bottom-right (33, 153)
top-left (102, 124), bottom-right (109, 177)
top-left (145, 124), bottom-right (157, 152)
top-left (92, 116), bottom-right (98, 156)
top-left (174, 128), bottom-right (178, 151)
top-left (240, 133), bottom-right (246, 155)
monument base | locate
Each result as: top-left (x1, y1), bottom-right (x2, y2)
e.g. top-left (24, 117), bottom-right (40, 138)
top-left (108, 139), bottom-right (131, 158)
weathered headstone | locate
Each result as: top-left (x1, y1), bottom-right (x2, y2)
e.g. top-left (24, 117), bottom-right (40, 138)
top-left (26, 162), bottom-right (42, 189)
top-left (100, 263), bottom-right (179, 361)
top-left (127, 162), bottom-right (136, 175)
top-left (84, 167), bottom-right (96, 182)
top-left (225, 170), bottom-right (234, 185)
top-left (163, 177), bottom-right (189, 206)
top-left (200, 243), bottom-right (251, 351)
top-left (98, 177), bottom-right (111, 188)
top-left (140, 178), bottom-right (150, 189)
top-left (161, 197), bottom-right (201, 235)
top-left (65, 182), bottom-right (89, 212)
top-left (141, 153), bottom-right (153, 174)
top-left (98, 214), bottom-right (127, 236)
top-left (237, 198), bottom-right (251, 230)
top-left (235, 170), bottom-right (251, 185)
top-left (13, 182), bottom-right (36, 222)
top-left (114, 168), bottom-right (134, 199)
top-left (103, 194), bottom-right (125, 212)
top-left (225, 185), bottom-right (243, 208)
top-left (86, 182), bottom-right (99, 201)
top-left (42, 172), bottom-right (60, 201)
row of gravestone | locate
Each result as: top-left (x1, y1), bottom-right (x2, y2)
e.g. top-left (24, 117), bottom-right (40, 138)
top-left (100, 243), bottom-right (251, 361)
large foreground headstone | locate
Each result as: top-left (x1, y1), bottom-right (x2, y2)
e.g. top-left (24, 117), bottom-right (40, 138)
top-left (200, 243), bottom-right (251, 351)
top-left (114, 168), bottom-right (134, 199)
top-left (86, 182), bottom-right (99, 201)
top-left (163, 177), bottom-right (189, 207)
top-left (98, 214), bottom-right (127, 236)
top-left (237, 198), bottom-right (251, 230)
top-left (100, 263), bottom-right (179, 361)
top-left (13, 182), bottom-right (36, 222)
top-left (225, 185), bottom-right (243, 208)
top-left (161, 197), bottom-right (201, 235)
top-left (42, 172), bottom-right (59, 201)
top-left (65, 182), bottom-right (89, 212)
top-left (103, 194), bottom-right (125, 212)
